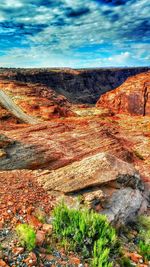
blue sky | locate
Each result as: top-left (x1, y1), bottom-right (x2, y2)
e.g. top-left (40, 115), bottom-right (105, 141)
top-left (0, 0), bottom-right (149, 68)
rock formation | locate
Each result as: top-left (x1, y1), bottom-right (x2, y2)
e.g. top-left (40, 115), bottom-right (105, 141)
top-left (0, 79), bottom-right (74, 126)
top-left (0, 67), bottom-right (149, 104)
top-left (97, 71), bottom-right (150, 115)
top-left (0, 69), bottom-right (150, 224)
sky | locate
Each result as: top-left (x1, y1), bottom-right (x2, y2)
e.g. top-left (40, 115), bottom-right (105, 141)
top-left (0, 0), bottom-right (149, 68)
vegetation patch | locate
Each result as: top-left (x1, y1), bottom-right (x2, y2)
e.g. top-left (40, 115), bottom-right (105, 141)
top-left (137, 215), bottom-right (150, 261)
top-left (16, 224), bottom-right (36, 251)
top-left (52, 202), bottom-right (117, 266)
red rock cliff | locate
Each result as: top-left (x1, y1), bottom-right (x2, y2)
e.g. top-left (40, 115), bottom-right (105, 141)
top-left (96, 71), bottom-right (150, 116)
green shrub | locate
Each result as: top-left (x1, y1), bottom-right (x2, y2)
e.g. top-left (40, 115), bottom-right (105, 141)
top-left (16, 224), bottom-right (36, 251)
top-left (137, 215), bottom-right (150, 261)
top-left (92, 239), bottom-right (113, 267)
top-left (138, 240), bottom-right (150, 261)
top-left (52, 202), bottom-right (117, 266)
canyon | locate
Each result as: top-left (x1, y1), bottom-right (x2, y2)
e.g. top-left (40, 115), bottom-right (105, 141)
top-left (0, 66), bottom-right (149, 103)
top-left (0, 68), bottom-right (149, 228)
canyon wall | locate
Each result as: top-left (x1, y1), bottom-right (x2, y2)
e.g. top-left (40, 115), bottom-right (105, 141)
top-left (97, 71), bottom-right (150, 116)
top-left (0, 67), bottom-right (149, 103)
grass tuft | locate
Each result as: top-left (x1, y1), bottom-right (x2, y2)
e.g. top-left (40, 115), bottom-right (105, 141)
top-left (16, 223), bottom-right (36, 251)
top-left (52, 202), bottom-right (117, 266)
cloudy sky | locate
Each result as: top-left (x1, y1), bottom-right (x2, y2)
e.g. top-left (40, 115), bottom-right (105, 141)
top-left (0, 0), bottom-right (149, 68)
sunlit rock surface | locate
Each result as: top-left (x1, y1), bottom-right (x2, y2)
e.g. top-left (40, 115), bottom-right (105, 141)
top-left (97, 71), bottom-right (150, 115)
top-left (0, 69), bottom-right (150, 223)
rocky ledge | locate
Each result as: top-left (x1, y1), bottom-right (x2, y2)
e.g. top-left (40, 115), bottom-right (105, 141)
top-left (0, 70), bottom-right (150, 225)
top-left (97, 71), bottom-right (150, 116)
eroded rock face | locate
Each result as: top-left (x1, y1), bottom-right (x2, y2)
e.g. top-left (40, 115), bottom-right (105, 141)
top-left (0, 119), bottom-right (135, 170)
top-left (0, 69), bottom-right (150, 224)
top-left (0, 80), bottom-right (74, 125)
top-left (102, 188), bottom-right (144, 224)
top-left (36, 152), bottom-right (140, 193)
top-left (0, 67), bottom-right (149, 104)
top-left (97, 71), bottom-right (150, 115)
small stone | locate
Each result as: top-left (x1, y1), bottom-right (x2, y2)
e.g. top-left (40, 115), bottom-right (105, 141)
top-left (36, 230), bottom-right (45, 246)
top-left (7, 210), bottom-right (11, 214)
top-left (70, 257), bottom-right (80, 265)
top-left (12, 246), bottom-right (24, 256)
top-left (0, 259), bottom-right (9, 267)
top-left (128, 252), bottom-right (143, 263)
top-left (0, 149), bottom-right (6, 158)
top-left (42, 224), bottom-right (52, 234)
top-left (27, 215), bottom-right (42, 229)
top-left (24, 252), bottom-right (37, 266)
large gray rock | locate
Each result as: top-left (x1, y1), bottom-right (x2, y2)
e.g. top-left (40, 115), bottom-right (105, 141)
top-left (102, 188), bottom-right (145, 225)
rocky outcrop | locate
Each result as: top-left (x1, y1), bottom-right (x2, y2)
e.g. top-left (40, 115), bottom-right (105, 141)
top-left (0, 80), bottom-right (74, 125)
top-left (102, 188), bottom-right (145, 224)
top-left (0, 69), bottom-right (150, 224)
top-left (0, 90), bottom-right (40, 124)
top-left (0, 67), bottom-right (149, 104)
top-left (96, 71), bottom-right (150, 115)
top-left (36, 152), bottom-right (147, 224)
top-left (0, 119), bottom-right (135, 170)
top-left (37, 152), bottom-right (140, 193)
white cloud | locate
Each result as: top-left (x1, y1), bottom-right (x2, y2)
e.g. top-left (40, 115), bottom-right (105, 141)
top-left (0, 0), bottom-right (149, 67)
top-left (108, 52), bottom-right (130, 64)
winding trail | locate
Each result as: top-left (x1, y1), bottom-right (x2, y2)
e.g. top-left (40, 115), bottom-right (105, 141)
top-left (0, 90), bottom-right (41, 124)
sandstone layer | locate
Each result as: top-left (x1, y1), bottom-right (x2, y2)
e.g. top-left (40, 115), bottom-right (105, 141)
top-left (37, 152), bottom-right (140, 193)
top-left (0, 70), bottom-right (150, 224)
top-left (97, 71), bottom-right (150, 115)
top-left (0, 79), bottom-right (74, 127)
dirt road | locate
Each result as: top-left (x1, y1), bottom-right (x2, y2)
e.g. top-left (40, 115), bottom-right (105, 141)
top-left (0, 90), bottom-right (40, 124)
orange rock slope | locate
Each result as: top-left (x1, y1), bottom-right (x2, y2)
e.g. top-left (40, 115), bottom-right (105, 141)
top-left (97, 71), bottom-right (150, 116)
top-left (0, 79), bottom-right (74, 126)
top-left (0, 70), bottom-right (150, 225)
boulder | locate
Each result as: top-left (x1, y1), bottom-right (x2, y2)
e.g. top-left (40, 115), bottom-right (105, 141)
top-left (102, 188), bottom-right (144, 224)
top-left (37, 152), bottom-right (141, 193)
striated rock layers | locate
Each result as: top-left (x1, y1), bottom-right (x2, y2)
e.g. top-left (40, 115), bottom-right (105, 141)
top-left (0, 79), bottom-right (74, 126)
top-left (0, 67), bottom-right (149, 104)
top-left (0, 70), bottom-right (150, 224)
top-left (97, 71), bottom-right (150, 115)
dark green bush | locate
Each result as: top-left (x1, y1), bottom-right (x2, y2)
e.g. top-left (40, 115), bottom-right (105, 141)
top-left (52, 202), bottom-right (117, 266)
top-left (118, 256), bottom-right (133, 267)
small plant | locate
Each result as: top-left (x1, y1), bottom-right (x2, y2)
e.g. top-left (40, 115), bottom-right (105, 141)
top-left (45, 245), bottom-right (52, 254)
top-left (92, 239), bottom-right (113, 267)
top-left (137, 216), bottom-right (150, 262)
top-left (16, 224), bottom-right (36, 251)
top-left (138, 240), bottom-right (150, 261)
top-left (52, 202), bottom-right (117, 266)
